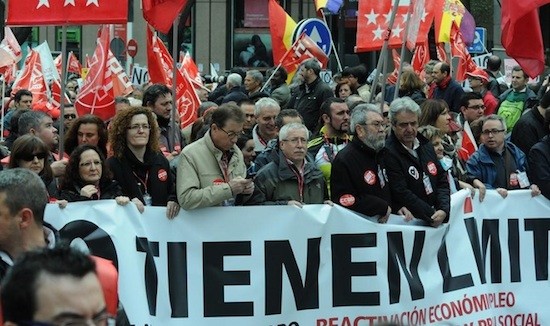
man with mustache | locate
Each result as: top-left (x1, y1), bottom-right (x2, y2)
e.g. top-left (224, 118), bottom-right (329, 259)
top-left (331, 104), bottom-right (412, 223)
top-left (247, 123), bottom-right (328, 206)
top-left (308, 97), bottom-right (351, 196)
top-left (384, 97), bottom-right (450, 227)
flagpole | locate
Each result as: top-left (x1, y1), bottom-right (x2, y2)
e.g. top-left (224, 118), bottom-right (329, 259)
top-left (170, 16), bottom-right (180, 151)
top-left (59, 25), bottom-right (68, 158)
top-left (320, 10), bottom-right (343, 72)
top-left (368, 0), bottom-right (401, 106)
top-left (393, 3), bottom-right (414, 101)
top-left (260, 62), bottom-right (283, 93)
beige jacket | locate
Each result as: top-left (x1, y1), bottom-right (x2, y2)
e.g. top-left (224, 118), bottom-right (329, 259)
top-left (177, 130), bottom-right (246, 209)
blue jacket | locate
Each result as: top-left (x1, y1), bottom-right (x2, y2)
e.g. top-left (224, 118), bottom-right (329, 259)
top-left (465, 142), bottom-right (527, 189)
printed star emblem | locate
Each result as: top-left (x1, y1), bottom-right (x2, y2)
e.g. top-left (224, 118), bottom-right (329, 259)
top-left (392, 24), bottom-right (404, 38)
top-left (373, 25), bottom-right (384, 41)
top-left (383, 12), bottom-right (391, 24)
top-left (64, 0), bottom-right (76, 6)
top-left (365, 9), bottom-right (378, 26)
top-left (37, 0), bottom-right (50, 9)
top-left (86, 0), bottom-right (99, 6)
top-left (401, 14), bottom-right (408, 23)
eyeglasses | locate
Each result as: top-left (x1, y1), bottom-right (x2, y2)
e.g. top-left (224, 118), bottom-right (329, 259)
top-left (20, 152), bottom-right (47, 161)
top-left (481, 129), bottom-right (505, 136)
top-left (467, 104), bottom-right (486, 110)
top-left (79, 160), bottom-right (102, 168)
top-left (282, 137), bottom-right (308, 145)
top-left (395, 121), bottom-right (418, 129)
top-left (20, 312), bottom-right (114, 326)
top-left (64, 114), bottom-right (77, 119)
top-left (127, 124), bottom-right (151, 131)
top-left (363, 121), bottom-right (387, 129)
top-left (219, 126), bottom-right (243, 139)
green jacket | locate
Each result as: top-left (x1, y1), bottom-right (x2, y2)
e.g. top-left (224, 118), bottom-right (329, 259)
top-left (247, 151), bottom-right (326, 205)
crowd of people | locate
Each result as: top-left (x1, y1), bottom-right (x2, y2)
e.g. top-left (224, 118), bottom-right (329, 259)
top-left (0, 52), bottom-right (549, 324)
top-left (0, 55), bottom-right (548, 224)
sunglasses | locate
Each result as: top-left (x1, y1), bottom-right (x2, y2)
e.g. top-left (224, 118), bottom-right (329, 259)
top-left (19, 152), bottom-right (47, 161)
top-left (64, 114), bottom-right (77, 119)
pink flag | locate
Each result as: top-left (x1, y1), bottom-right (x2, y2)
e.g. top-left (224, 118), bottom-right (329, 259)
top-left (0, 27), bottom-right (22, 69)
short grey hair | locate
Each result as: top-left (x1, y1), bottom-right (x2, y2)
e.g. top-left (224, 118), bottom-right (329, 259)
top-left (389, 96), bottom-right (420, 126)
top-left (0, 168), bottom-right (48, 225)
top-left (246, 69), bottom-right (264, 84)
top-left (302, 58), bottom-right (321, 75)
top-left (254, 97), bottom-right (280, 116)
top-left (279, 122), bottom-right (309, 142)
top-left (226, 73), bottom-right (242, 87)
top-left (350, 103), bottom-right (383, 134)
top-left (480, 114), bottom-right (507, 132)
top-left (18, 111), bottom-right (49, 135)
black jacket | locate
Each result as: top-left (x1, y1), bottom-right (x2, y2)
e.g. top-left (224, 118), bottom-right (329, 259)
top-left (287, 77), bottom-right (334, 132)
top-left (331, 137), bottom-right (391, 217)
top-left (528, 135), bottom-right (550, 200)
top-left (384, 132), bottom-right (450, 222)
top-left (59, 179), bottom-right (124, 202)
top-left (106, 148), bottom-right (177, 206)
top-left (510, 108), bottom-right (546, 156)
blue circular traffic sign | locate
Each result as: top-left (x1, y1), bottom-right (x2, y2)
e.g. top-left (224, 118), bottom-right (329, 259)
top-left (292, 18), bottom-right (332, 56)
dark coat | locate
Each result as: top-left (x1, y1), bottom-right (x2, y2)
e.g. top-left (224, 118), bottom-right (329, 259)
top-left (510, 108), bottom-right (546, 155)
top-left (106, 148), bottom-right (176, 206)
top-left (287, 77), bottom-right (334, 132)
top-left (528, 135), bottom-right (550, 200)
top-left (331, 137), bottom-right (391, 217)
top-left (58, 179), bottom-right (124, 202)
top-left (384, 132), bottom-right (450, 222)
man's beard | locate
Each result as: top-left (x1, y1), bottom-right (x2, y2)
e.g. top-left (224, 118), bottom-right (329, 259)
top-left (363, 133), bottom-right (385, 151)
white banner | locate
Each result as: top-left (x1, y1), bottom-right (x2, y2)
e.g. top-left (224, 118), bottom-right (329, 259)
top-left (45, 190), bottom-right (550, 326)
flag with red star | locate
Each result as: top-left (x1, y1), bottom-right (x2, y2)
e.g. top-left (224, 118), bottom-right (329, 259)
top-left (7, 0), bottom-right (127, 25)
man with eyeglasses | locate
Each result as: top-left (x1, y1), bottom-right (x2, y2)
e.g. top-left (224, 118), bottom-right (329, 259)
top-left (1, 245), bottom-right (113, 326)
top-left (466, 68), bottom-right (498, 115)
top-left (331, 104), bottom-right (412, 223)
top-left (384, 97), bottom-right (450, 227)
top-left (308, 98), bottom-right (351, 196)
top-left (61, 104), bottom-right (79, 133)
top-left (177, 103), bottom-right (254, 209)
top-left (247, 123), bottom-right (328, 206)
top-left (465, 115), bottom-right (541, 201)
top-left (457, 92), bottom-right (485, 127)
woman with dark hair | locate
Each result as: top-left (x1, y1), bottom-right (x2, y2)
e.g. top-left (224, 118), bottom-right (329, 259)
top-left (58, 144), bottom-right (130, 205)
top-left (335, 82), bottom-right (356, 100)
top-left (106, 107), bottom-right (180, 218)
top-left (9, 134), bottom-right (59, 198)
top-left (236, 133), bottom-right (257, 176)
top-left (64, 114), bottom-right (108, 157)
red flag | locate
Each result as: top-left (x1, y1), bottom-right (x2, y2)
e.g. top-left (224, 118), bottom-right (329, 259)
top-left (436, 43), bottom-right (448, 63)
top-left (7, 0), bottom-right (127, 25)
top-left (11, 50), bottom-right (49, 104)
top-left (147, 28), bottom-right (199, 128)
top-left (411, 41), bottom-right (430, 74)
top-left (0, 62), bottom-right (18, 84)
top-left (279, 33), bottom-right (329, 74)
top-left (65, 52), bottom-right (83, 74)
top-left (450, 24), bottom-right (476, 82)
top-left (143, 0), bottom-right (188, 34)
top-left (269, 0), bottom-right (298, 66)
top-left (51, 79), bottom-right (72, 107)
top-left (75, 26), bottom-right (115, 121)
top-left (179, 51), bottom-right (204, 89)
top-left (501, 0), bottom-right (550, 78)
top-left (356, 0), bottom-right (409, 52)
top-left (457, 121), bottom-right (478, 162)
top-left (106, 50), bottom-right (133, 98)
top-left (0, 27), bottom-right (22, 69)
top-left (386, 49), bottom-right (401, 85)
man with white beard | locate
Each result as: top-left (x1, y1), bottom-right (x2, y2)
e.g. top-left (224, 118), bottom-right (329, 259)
top-left (331, 104), bottom-right (412, 223)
